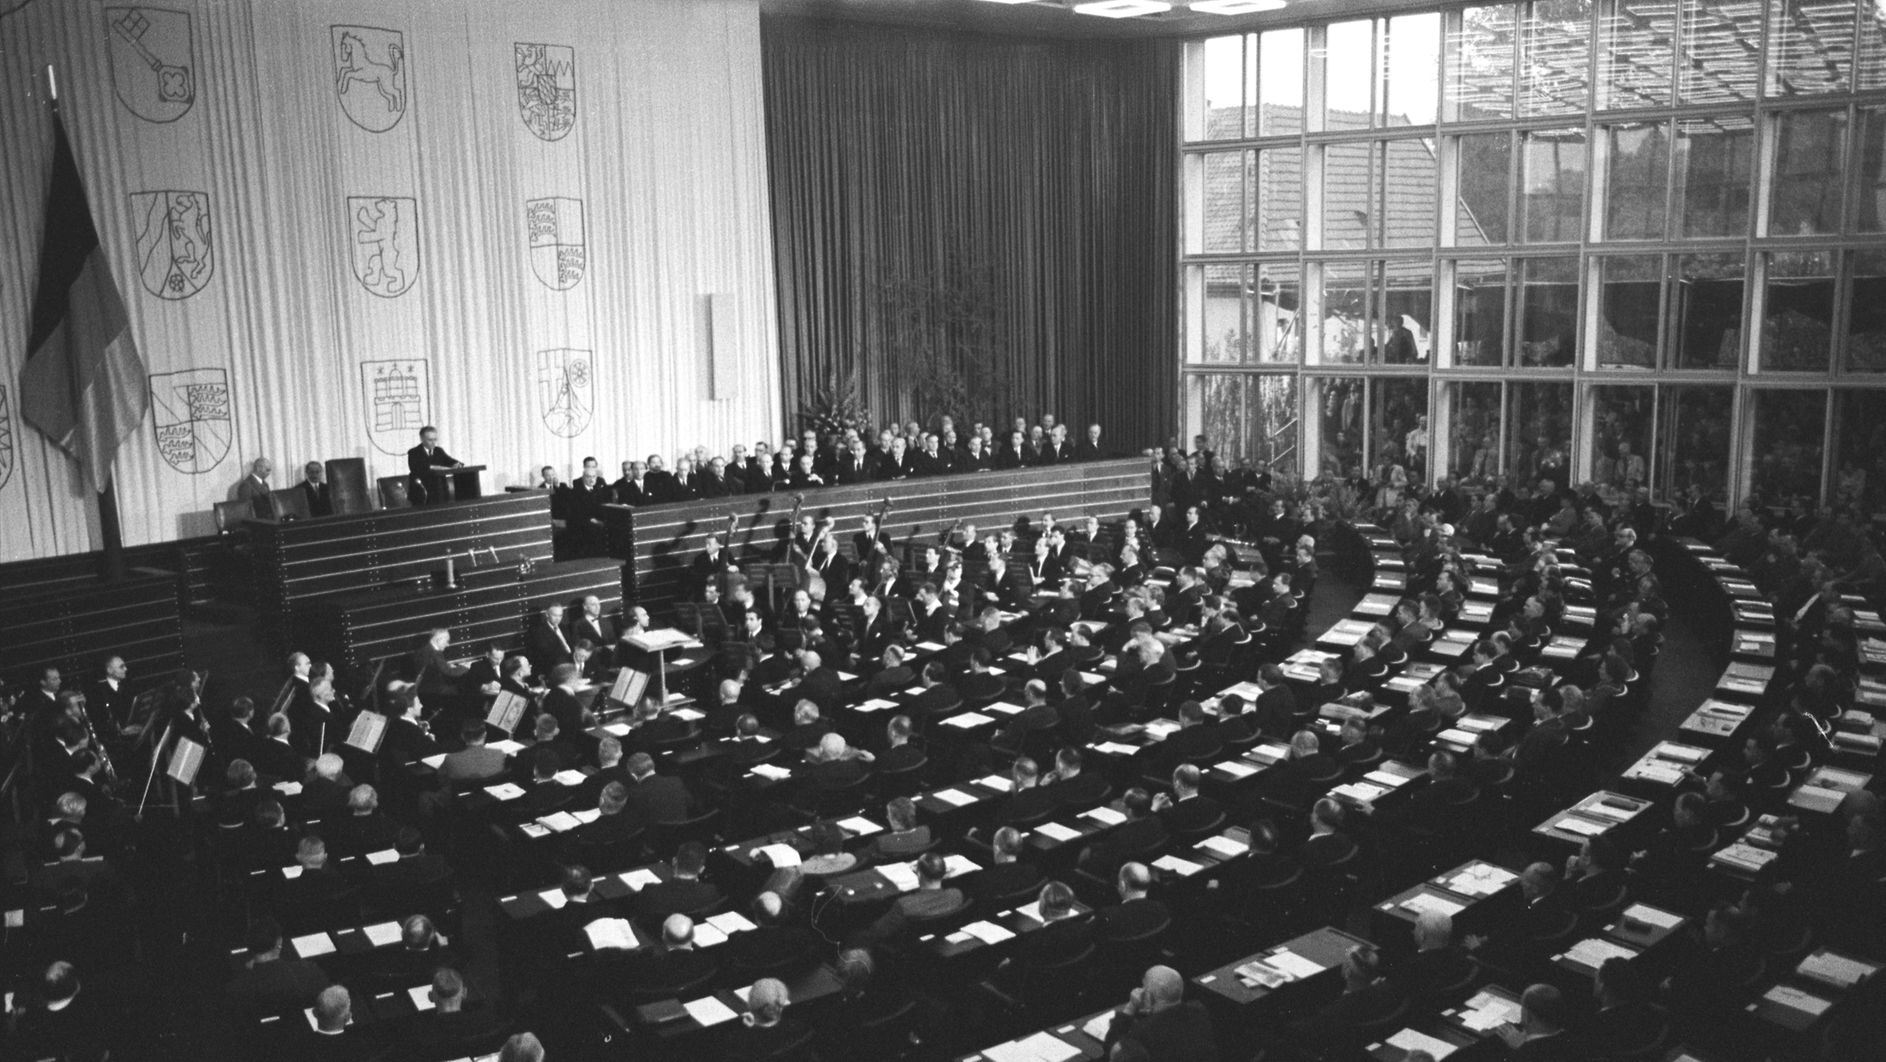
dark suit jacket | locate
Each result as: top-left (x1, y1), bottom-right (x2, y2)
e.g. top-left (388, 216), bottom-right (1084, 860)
top-left (1091, 897), bottom-right (1170, 943)
top-left (1083, 816), bottom-right (1168, 874)
top-left (1107, 1000), bottom-right (1219, 1062)
top-left (526, 619), bottom-right (574, 675)
top-left (406, 444), bottom-right (458, 499)
top-left (634, 878), bottom-right (724, 923)
top-left (625, 774), bottom-right (694, 826)
top-left (1156, 795), bottom-right (1225, 837)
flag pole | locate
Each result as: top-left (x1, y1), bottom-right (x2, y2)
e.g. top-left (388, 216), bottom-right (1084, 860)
top-left (44, 64), bottom-right (128, 583)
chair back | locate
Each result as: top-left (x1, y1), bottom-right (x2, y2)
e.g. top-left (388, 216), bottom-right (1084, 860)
top-left (377, 476), bottom-right (412, 510)
top-left (214, 500), bottom-right (254, 533)
top-left (326, 457), bottom-right (372, 515)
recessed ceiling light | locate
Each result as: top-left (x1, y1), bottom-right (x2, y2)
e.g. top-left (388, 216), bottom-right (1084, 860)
top-left (1073, 0), bottom-right (1174, 17)
top-left (970, 0), bottom-right (1040, 5)
top-left (1190, 0), bottom-right (1287, 13)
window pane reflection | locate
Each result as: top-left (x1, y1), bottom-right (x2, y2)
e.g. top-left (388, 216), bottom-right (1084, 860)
top-left (1447, 5), bottom-right (1516, 121)
top-left (1507, 382), bottom-right (1573, 487)
top-left (1767, 0), bottom-right (1854, 98)
top-left (1187, 374), bottom-right (1302, 478)
top-left (1770, 109), bottom-right (1847, 236)
top-left (1454, 258), bottom-right (1508, 366)
top-left (1384, 139), bottom-right (1440, 248)
top-left (1591, 386), bottom-right (1654, 490)
top-left (1674, 115), bottom-right (1754, 238)
top-left (1325, 20), bottom-right (1376, 129)
top-left (1383, 13), bottom-right (1441, 126)
top-left (1606, 122), bottom-right (1669, 240)
top-left (1317, 261), bottom-right (1371, 365)
top-left (1673, 253), bottom-right (1746, 369)
top-left (1857, 108), bottom-right (1886, 233)
top-left (1383, 262), bottom-right (1435, 365)
top-left (1371, 377), bottom-right (1431, 479)
top-left (1324, 142), bottom-right (1378, 250)
top-left (1200, 150), bottom-right (1251, 253)
top-left (1521, 0), bottom-right (1590, 116)
top-left (1448, 382), bottom-right (1503, 481)
top-left (1850, 251), bottom-right (1886, 371)
top-left (1750, 390), bottom-right (1826, 503)
top-left (1199, 36), bottom-right (1249, 141)
top-left (1518, 256), bottom-right (1578, 366)
top-left (1317, 378), bottom-right (1367, 479)
top-left (1680, 0), bottom-right (1762, 105)
top-left (1834, 389), bottom-right (1886, 510)
top-left (1199, 263), bottom-right (1302, 366)
top-left (1600, 0), bottom-right (1673, 109)
top-left (1257, 147), bottom-right (1304, 252)
top-left (1456, 133), bottom-right (1511, 245)
top-left (1597, 256), bottom-right (1662, 368)
top-left (1658, 386), bottom-right (1733, 501)
top-left (1763, 251), bottom-right (1836, 371)
top-left (1259, 29), bottom-right (1305, 134)
top-left (1520, 129), bottom-right (1586, 242)
top-left (1860, 7), bottom-right (1886, 91)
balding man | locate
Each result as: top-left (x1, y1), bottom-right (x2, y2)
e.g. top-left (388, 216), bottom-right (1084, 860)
top-left (1104, 964), bottom-right (1218, 1061)
top-left (626, 914), bottom-right (720, 999)
top-left (237, 457), bottom-right (273, 516)
top-left (400, 967), bottom-right (507, 1055)
top-left (1092, 862), bottom-right (1169, 944)
top-left (303, 984), bottom-right (386, 1060)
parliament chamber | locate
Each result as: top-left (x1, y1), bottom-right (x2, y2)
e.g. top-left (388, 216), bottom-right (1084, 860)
top-left (5, 2), bottom-right (1886, 1062)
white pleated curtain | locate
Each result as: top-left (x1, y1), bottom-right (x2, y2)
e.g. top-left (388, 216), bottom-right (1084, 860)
top-left (0, 0), bottom-right (780, 561)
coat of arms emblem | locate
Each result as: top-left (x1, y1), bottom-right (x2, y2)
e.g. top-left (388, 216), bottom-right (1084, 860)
top-left (130, 190), bottom-right (212, 300)
top-left (516, 43), bottom-right (575, 142)
top-left (333, 25), bottom-right (408, 133)
top-left (151, 368), bottom-right (232, 474)
top-left (526, 197), bottom-right (585, 290)
top-left (107, 7), bottom-right (195, 123)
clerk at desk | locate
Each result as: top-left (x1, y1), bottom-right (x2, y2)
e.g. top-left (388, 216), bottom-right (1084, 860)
top-left (406, 425), bottom-right (464, 505)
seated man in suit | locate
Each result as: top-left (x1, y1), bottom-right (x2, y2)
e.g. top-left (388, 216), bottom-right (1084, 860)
top-left (300, 984), bottom-right (388, 1061)
top-left (1103, 965), bottom-right (1220, 1062)
top-left (973, 825), bottom-right (1046, 909)
top-left (859, 852), bottom-right (967, 947)
top-left (1091, 862), bottom-right (1170, 945)
top-left (1298, 797), bottom-right (1359, 869)
top-left (327, 784), bottom-right (401, 858)
top-left (1146, 700), bottom-right (1223, 778)
top-left (1006, 879), bottom-right (1093, 976)
top-left (803, 732), bottom-right (874, 791)
top-left (1291, 944), bottom-right (1407, 1057)
top-left (997, 757), bottom-right (1062, 828)
top-left (397, 967), bottom-right (507, 1057)
top-left (1390, 910), bottom-right (1478, 1003)
top-left (1151, 764), bottom-right (1224, 838)
top-left (724, 976), bottom-right (813, 1062)
top-left (625, 915), bottom-right (721, 1002)
top-left (634, 842), bottom-right (724, 924)
top-left (300, 461), bottom-right (334, 517)
top-left (875, 715), bottom-right (928, 777)
top-left (622, 752), bottom-right (695, 827)
top-left (724, 891), bottom-right (822, 982)
top-left (226, 917), bottom-right (331, 1019)
top-left (440, 719), bottom-right (509, 784)
top-left (1042, 746), bottom-right (1109, 808)
top-left (1495, 983), bottom-right (1587, 1061)
top-left (1079, 787), bottom-right (1168, 875)
top-left (903, 662), bottom-right (962, 719)
top-left (865, 797), bottom-right (933, 862)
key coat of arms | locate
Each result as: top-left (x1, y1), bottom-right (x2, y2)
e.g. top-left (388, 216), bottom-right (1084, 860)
top-left (348, 196), bottom-right (420, 298)
top-left (535, 348), bottom-right (593, 439)
top-left (516, 43), bottom-right (575, 142)
top-left (332, 25), bottom-right (407, 133)
top-left (361, 359), bottom-right (431, 456)
top-left (130, 190), bottom-right (212, 300)
top-left (151, 368), bottom-right (232, 474)
top-left (107, 7), bottom-right (195, 123)
top-left (526, 197), bottom-right (585, 290)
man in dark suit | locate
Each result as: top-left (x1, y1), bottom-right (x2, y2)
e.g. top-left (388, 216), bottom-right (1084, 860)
top-left (861, 852), bottom-right (968, 946)
top-left (835, 438), bottom-right (874, 484)
top-left (994, 430), bottom-right (1031, 470)
top-left (996, 757), bottom-right (1062, 828)
top-left (396, 968), bottom-right (508, 1057)
top-left (865, 797), bottom-right (933, 861)
top-left (1041, 424), bottom-right (1074, 465)
top-left (1079, 786), bottom-right (1168, 874)
top-left (1073, 423), bottom-right (1106, 462)
top-left (1152, 765), bottom-right (1225, 838)
top-left (1249, 666), bottom-right (1298, 740)
top-left (11, 961), bottom-right (113, 1062)
top-left (440, 719), bottom-right (509, 783)
top-left (1103, 965), bottom-right (1219, 1062)
top-left (972, 826), bottom-right (1045, 908)
top-left (405, 426), bottom-right (462, 506)
top-left (526, 603), bottom-right (575, 677)
top-left (724, 891), bottom-right (822, 982)
top-left (561, 457), bottom-right (614, 556)
top-left (1091, 862), bottom-right (1170, 945)
top-left (226, 917), bottom-right (331, 1019)
top-left (623, 752), bottom-right (694, 826)
top-left (235, 457), bottom-right (274, 516)
top-left (1496, 984), bottom-right (1587, 1061)
top-left (633, 843), bottom-right (723, 923)
top-left (958, 434), bottom-right (994, 472)
top-left (623, 915), bottom-right (722, 1002)
top-left (299, 462), bottom-right (334, 517)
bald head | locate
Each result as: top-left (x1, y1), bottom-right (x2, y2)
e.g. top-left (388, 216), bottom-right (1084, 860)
top-left (1141, 965), bottom-right (1183, 1010)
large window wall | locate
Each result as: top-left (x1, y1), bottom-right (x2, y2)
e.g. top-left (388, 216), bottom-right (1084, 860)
top-left (1182, 0), bottom-right (1886, 506)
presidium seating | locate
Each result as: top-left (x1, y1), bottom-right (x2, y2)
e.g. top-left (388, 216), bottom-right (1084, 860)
top-left (605, 457), bottom-right (1152, 613)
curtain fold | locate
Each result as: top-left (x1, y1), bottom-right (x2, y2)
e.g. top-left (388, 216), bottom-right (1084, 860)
top-left (762, 16), bottom-right (1178, 451)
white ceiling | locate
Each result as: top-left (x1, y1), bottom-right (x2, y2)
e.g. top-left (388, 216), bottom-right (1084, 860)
top-left (760, 0), bottom-right (1445, 40)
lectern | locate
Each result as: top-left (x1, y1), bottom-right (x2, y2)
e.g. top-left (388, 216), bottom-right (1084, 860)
top-left (415, 464), bottom-right (487, 505)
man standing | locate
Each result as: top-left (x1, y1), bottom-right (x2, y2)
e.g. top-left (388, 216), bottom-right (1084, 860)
top-left (300, 461), bottom-right (334, 517)
top-left (236, 458), bottom-right (273, 517)
top-left (406, 426), bottom-right (462, 505)
top-left (566, 458), bottom-right (611, 557)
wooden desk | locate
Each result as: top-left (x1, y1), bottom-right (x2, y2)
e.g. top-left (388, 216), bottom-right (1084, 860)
top-left (1193, 925), bottom-right (1371, 1010)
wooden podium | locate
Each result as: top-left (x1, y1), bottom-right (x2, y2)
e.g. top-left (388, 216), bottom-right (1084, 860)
top-left (416, 464), bottom-right (486, 505)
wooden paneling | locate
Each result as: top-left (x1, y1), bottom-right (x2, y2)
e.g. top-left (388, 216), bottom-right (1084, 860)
top-left (304, 559), bottom-right (627, 676)
top-left (608, 458), bottom-right (1150, 613)
top-left (0, 568), bottom-right (186, 695)
top-left (246, 493), bottom-right (556, 649)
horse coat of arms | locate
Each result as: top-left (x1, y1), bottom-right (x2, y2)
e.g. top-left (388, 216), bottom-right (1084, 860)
top-left (333, 25), bottom-right (407, 133)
